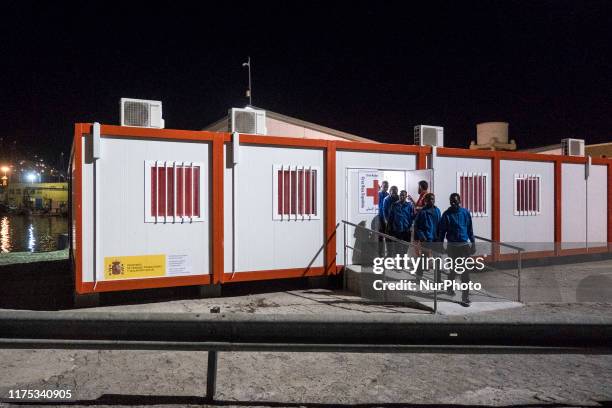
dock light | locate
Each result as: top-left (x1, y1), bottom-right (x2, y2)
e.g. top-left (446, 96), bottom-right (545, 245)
top-left (27, 173), bottom-right (36, 183)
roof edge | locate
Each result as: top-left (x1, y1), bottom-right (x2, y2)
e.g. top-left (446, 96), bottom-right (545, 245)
top-left (203, 106), bottom-right (377, 143)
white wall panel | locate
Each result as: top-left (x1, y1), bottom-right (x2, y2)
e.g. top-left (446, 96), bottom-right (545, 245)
top-left (587, 164), bottom-right (608, 246)
top-left (500, 160), bottom-right (554, 250)
top-left (94, 136), bottom-right (211, 281)
top-left (433, 156), bottom-right (492, 240)
top-left (233, 145), bottom-right (325, 272)
top-left (562, 163), bottom-right (586, 249)
top-left (223, 144), bottom-right (234, 272)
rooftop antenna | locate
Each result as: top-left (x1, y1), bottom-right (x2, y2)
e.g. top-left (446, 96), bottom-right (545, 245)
top-left (242, 56), bottom-right (252, 106)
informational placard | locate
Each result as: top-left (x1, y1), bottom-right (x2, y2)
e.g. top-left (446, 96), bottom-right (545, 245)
top-left (167, 254), bottom-right (193, 276)
top-left (358, 170), bottom-right (381, 214)
top-left (104, 255), bottom-right (166, 280)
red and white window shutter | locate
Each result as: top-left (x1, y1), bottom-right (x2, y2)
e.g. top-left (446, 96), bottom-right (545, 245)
top-left (456, 172), bottom-right (488, 217)
top-left (514, 174), bottom-right (541, 216)
top-left (273, 165), bottom-right (320, 220)
top-left (145, 161), bottom-right (205, 223)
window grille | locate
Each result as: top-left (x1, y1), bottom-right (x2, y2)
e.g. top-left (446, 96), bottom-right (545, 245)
top-left (145, 161), bottom-right (204, 223)
top-left (456, 172), bottom-right (488, 217)
top-left (514, 174), bottom-right (541, 215)
top-left (273, 165), bottom-right (320, 220)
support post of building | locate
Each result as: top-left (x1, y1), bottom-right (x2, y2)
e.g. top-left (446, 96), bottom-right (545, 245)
top-left (211, 133), bottom-right (225, 285)
top-left (554, 159), bottom-right (562, 255)
top-left (608, 162), bottom-right (612, 253)
top-left (417, 148), bottom-right (428, 170)
top-left (73, 292), bottom-right (100, 309)
top-left (325, 142), bottom-right (337, 275)
top-left (198, 284), bottom-right (221, 298)
top-left (73, 124), bottom-right (84, 294)
top-left (491, 155), bottom-right (501, 261)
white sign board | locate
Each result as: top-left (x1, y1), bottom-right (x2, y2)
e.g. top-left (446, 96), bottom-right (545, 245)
top-left (167, 254), bottom-right (193, 276)
top-left (358, 170), bottom-right (381, 214)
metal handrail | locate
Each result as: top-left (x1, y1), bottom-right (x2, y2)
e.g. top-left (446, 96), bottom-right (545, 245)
top-left (341, 222), bottom-right (526, 305)
top-left (474, 235), bottom-right (523, 302)
top-left (341, 220), bottom-right (445, 256)
top-left (474, 235), bottom-right (525, 252)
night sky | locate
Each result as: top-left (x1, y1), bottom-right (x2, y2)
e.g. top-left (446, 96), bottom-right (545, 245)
top-left (1, 1), bottom-right (611, 165)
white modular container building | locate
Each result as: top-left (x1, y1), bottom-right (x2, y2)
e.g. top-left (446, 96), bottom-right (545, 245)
top-left (70, 123), bottom-right (611, 294)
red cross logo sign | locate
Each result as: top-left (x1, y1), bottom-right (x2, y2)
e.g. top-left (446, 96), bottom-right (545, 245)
top-left (365, 179), bottom-right (380, 205)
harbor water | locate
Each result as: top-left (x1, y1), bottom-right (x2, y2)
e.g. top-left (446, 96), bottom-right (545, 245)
top-left (0, 214), bottom-right (68, 253)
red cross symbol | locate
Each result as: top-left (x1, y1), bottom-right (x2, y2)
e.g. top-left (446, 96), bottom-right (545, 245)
top-left (365, 180), bottom-right (380, 205)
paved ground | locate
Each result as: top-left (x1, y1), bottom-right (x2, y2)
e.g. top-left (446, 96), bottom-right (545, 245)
top-left (346, 258), bottom-right (612, 315)
top-left (1, 344), bottom-right (612, 407)
top-left (0, 259), bottom-right (611, 407)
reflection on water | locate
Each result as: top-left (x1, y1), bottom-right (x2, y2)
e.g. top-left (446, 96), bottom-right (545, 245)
top-left (0, 215), bottom-right (68, 253)
top-left (1, 217), bottom-right (9, 252)
top-left (28, 224), bottom-right (35, 252)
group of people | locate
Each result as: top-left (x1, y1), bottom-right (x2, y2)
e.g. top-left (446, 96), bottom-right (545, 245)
top-left (376, 180), bottom-right (475, 306)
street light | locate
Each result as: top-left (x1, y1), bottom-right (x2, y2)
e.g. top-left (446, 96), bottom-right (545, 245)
top-left (0, 166), bottom-right (9, 187)
top-left (27, 173), bottom-right (36, 184)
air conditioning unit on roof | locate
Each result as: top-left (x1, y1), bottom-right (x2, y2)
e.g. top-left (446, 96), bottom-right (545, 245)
top-left (561, 138), bottom-right (585, 156)
top-left (414, 125), bottom-right (444, 147)
top-left (120, 98), bottom-right (165, 128)
top-left (229, 107), bottom-right (267, 135)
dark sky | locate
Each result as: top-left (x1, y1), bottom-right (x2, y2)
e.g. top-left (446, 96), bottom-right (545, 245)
top-left (1, 1), bottom-right (611, 164)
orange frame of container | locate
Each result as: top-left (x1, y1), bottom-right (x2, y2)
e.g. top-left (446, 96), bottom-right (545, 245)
top-left (70, 123), bottom-right (612, 294)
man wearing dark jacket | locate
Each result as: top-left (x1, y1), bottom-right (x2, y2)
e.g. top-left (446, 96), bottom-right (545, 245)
top-left (381, 185), bottom-right (399, 230)
top-left (388, 190), bottom-right (415, 255)
top-left (377, 181), bottom-right (389, 256)
top-left (413, 193), bottom-right (441, 280)
top-left (438, 193), bottom-right (475, 306)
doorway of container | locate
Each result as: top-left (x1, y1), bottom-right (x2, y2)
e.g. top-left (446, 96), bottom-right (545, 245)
top-left (344, 168), bottom-right (433, 266)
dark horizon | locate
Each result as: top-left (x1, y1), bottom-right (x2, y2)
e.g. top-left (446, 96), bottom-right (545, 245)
top-left (1, 1), bottom-right (611, 163)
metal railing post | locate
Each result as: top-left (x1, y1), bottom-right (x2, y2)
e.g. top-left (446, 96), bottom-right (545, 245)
top-left (517, 249), bottom-right (522, 303)
top-left (205, 350), bottom-right (218, 402)
top-left (433, 263), bottom-right (438, 314)
top-left (343, 222), bottom-right (347, 290)
top-left (474, 235), bottom-right (525, 303)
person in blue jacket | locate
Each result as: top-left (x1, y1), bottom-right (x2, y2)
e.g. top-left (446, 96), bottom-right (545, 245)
top-left (377, 180), bottom-right (389, 256)
top-left (382, 185), bottom-right (399, 230)
top-left (387, 190), bottom-right (415, 255)
top-left (413, 193), bottom-right (441, 280)
top-left (438, 193), bottom-right (476, 306)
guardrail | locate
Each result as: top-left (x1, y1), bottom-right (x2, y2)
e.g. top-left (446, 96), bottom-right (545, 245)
top-left (2, 311), bottom-right (611, 402)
